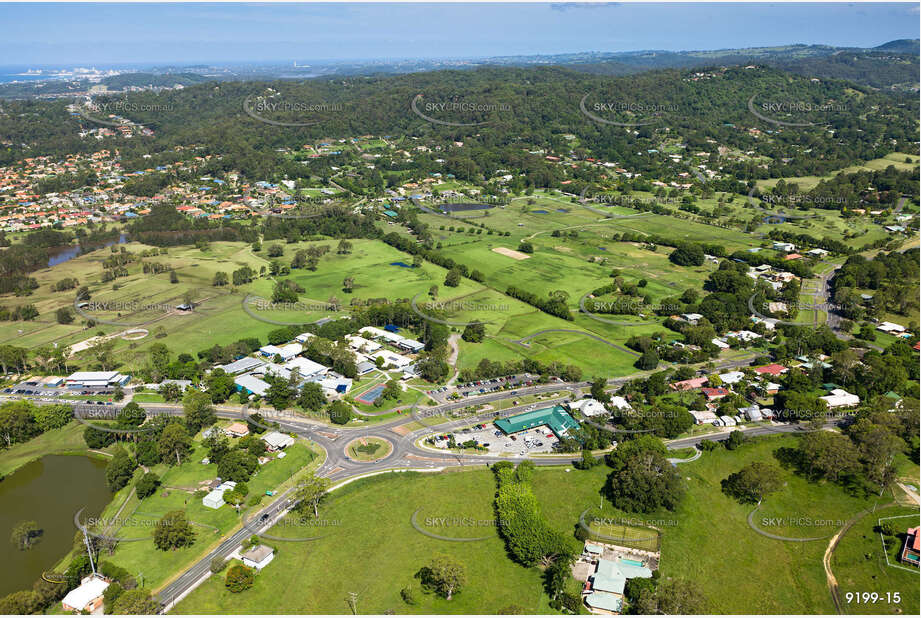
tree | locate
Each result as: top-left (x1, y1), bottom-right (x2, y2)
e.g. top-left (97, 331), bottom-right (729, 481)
top-left (635, 349), bottom-right (659, 370)
top-left (721, 461), bottom-right (784, 504)
top-left (152, 510), bottom-right (195, 551)
top-left (724, 429), bottom-right (747, 450)
top-left (342, 276), bottom-right (354, 293)
top-left (418, 555), bottom-right (467, 600)
top-left (444, 268), bottom-right (461, 287)
top-left (213, 271), bottom-right (229, 286)
top-left (56, 307), bottom-right (74, 324)
top-left (517, 241), bottom-right (534, 254)
top-left (135, 472), bottom-right (161, 499)
top-left (105, 447), bottom-right (137, 492)
top-left (669, 242), bottom-right (705, 266)
top-left (111, 588), bottom-right (158, 614)
top-left (799, 431), bottom-right (861, 482)
top-left (461, 322), bottom-right (486, 343)
top-left (158, 422), bottom-right (192, 465)
top-left (590, 377), bottom-right (611, 403)
top-left (182, 388), bottom-right (216, 433)
top-left (604, 436), bottom-right (684, 513)
top-left (297, 382), bottom-right (326, 412)
top-left (10, 520), bottom-right (42, 550)
top-left (225, 564), bottom-right (255, 593)
top-left (217, 450), bottom-right (258, 483)
top-left (294, 473), bottom-right (331, 518)
top-left (327, 400), bottom-right (352, 425)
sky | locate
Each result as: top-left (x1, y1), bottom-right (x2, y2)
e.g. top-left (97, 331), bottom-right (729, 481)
top-left (0, 2), bottom-right (918, 66)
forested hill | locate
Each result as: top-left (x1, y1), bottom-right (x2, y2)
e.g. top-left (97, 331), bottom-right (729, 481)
top-left (0, 64), bottom-right (916, 181)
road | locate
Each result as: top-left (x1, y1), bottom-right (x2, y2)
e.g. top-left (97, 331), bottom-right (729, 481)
top-left (6, 352), bottom-right (763, 610)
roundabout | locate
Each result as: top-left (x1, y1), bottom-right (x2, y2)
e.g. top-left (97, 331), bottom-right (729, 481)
top-left (344, 436), bottom-right (394, 463)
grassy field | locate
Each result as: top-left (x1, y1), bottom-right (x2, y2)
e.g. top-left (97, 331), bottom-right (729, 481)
top-left (173, 433), bottom-right (893, 615)
top-left (831, 505), bottom-right (919, 615)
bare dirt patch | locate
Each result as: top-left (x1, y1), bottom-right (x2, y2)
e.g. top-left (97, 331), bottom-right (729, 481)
top-left (492, 247), bottom-right (531, 260)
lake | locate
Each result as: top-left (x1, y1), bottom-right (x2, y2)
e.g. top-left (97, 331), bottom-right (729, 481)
top-left (0, 455), bottom-right (110, 597)
top-left (47, 233), bottom-right (128, 267)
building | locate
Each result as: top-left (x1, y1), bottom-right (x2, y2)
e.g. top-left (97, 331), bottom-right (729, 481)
top-left (61, 575), bottom-right (110, 613)
top-left (568, 398), bottom-right (608, 417)
top-left (718, 371), bottom-right (745, 385)
top-left (295, 332), bottom-right (315, 343)
top-left (701, 387), bottom-right (729, 401)
top-left (396, 338), bottom-right (425, 353)
top-left (738, 404), bottom-right (763, 421)
top-left (585, 557), bottom-right (653, 614)
top-left (234, 374), bottom-right (271, 397)
top-left (680, 313), bottom-right (703, 325)
top-left (262, 430), bottom-right (295, 451)
top-left (202, 489), bottom-right (226, 509)
top-left (224, 422), bottom-right (250, 438)
top-left (772, 241), bottom-right (795, 252)
top-left (346, 335), bottom-right (382, 353)
top-left (242, 544), bottom-right (275, 570)
top-left (877, 321), bottom-right (906, 335)
top-left (283, 356), bottom-right (328, 380)
top-left (259, 343), bottom-right (302, 360)
top-left (689, 410), bottom-right (719, 425)
top-left (609, 396), bottom-right (633, 412)
top-left (900, 527), bottom-right (920, 566)
top-left (495, 406), bottom-right (579, 439)
top-left (754, 364), bottom-right (787, 377)
top-left (65, 371), bottom-right (131, 388)
top-left (217, 357), bottom-right (266, 375)
top-left (669, 376), bottom-right (708, 391)
top-left (820, 388), bottom-right (860, 409)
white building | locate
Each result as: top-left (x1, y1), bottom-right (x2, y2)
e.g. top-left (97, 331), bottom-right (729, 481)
top-left (235, 374), bottom-right (271, 397)
top-left (346, 335), bottom-right (382, 353)
top-left (718, 371), bottom-right (745, 385)
top-left (820, 389), bottom-right (860, 409)
top-left (61, 575), bottom-right (109, 613)
top-left (609, 396), bottom-right (633, 411)
top-left (877, 322), bottom-right (906, 334)
top-left (65, 371), bottom-right (130, 388)
top-left (241, 544), bottom-right (275, 570)
top-left (203, 489), bottom-right (226, 509)
top-left (262, 431), bottom-right (295, 451)
top-left (259, 343), bottom-right (303, 360)
top-left (283, 356), bottom-right (328, 379)
top-left (568, 398), bottom-right (608, 417)
top-left (372, 349), bottom-right (411, 369)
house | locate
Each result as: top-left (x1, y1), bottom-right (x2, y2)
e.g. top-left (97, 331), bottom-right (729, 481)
top-left (754, 364), bottom-right (787, 377)
top-left (585, 557), bottom-right (653, 614)
top-left (820, 388), bottom-right (860, 409)
top-left (61, 575), bottom-right (109, 613)
top-left (262, 430), bottom-right (295, 451)
top-left (718, 371), bottom-right (745, 385)
top-left (711, 338), bottom-right (730, 350)
top-left (719, 415), bottom-right (737, 427)
top-left (295, 332), bottom-right (315, 344)
top-left (224, 422), bottom-right (250, 438)
top-left (900, 527), bottom-right (920, 566)
top-left (396, 338), bottom-right (425, 353)
top-left (568, 398), bottom-right (608, 417)
top-left (877, 321), bottom-right (906, 334)
top-left (346, 335), bottom-right (382, 353)
top-left (807, 248), bottom-right (829, 257)
top-left (669, 376), bottom-right (708, 391)
top-left (609, 396), bottom-right (633, 411)
top-left (772, 241), bottom-right (795, 252)
top-left (680, 313), bottom-right (703, 325)
top-left (242, 544), bottom-right (275, 570)
top-left (702, 387), bottom-right (729, 401)
top-left (690, 410), bottom-right (719, 425)
top-left (759, 382), bottom-right (781, 396)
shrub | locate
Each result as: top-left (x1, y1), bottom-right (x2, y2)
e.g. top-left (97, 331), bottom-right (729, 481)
top-left (225, 564), bottom-right (255, 593)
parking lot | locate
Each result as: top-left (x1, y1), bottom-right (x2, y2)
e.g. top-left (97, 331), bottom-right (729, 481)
top-left (429, 422), bottom-right (560, 456)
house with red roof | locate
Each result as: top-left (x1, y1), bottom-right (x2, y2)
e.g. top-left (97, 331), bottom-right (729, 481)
top-left (754, 364), bottom-right (787, 377)
top-left (901, 526), bottom-right (920, 566)
top-left (669, 376), bottom-right (708, 391)
top-left (701, 387), bottom-right (729, 401)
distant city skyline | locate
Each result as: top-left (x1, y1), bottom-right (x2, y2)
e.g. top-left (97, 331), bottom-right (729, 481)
top-left (0, 2), bottom-right (918, 66)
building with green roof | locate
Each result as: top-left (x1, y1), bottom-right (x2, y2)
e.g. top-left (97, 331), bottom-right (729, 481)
top-left (494, 405), bottom-right (579, 439)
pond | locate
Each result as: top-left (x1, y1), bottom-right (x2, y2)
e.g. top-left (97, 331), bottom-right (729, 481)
top-left (47, 233), bottom-right (128, 267)
top-left (0, 455), bottom-right (110, 597)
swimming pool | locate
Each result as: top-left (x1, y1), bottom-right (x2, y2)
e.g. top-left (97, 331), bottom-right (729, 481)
top-left (619, 558), bottom-right (645, 568)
